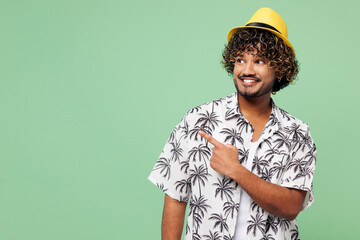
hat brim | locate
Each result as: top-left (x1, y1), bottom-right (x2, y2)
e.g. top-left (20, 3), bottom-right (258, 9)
top-left (227, 26), bottom-right (295, 54)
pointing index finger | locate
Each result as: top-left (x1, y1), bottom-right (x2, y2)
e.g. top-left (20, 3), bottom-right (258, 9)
top-left (198, 131), bottom-right (222, 148)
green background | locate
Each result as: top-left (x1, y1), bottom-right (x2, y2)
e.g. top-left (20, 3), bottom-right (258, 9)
top-left (0, 0), bottom-right (359, 239)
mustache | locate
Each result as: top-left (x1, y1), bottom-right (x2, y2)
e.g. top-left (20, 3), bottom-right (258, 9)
top-left (237, 74), bottom-right (261, 81)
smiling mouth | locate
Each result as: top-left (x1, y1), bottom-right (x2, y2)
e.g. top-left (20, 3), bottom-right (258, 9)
top-left (242, 79), bottom-right (257, 83)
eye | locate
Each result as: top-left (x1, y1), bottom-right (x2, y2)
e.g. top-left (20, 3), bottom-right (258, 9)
top-left (236, 58), bottom-right (244, 63)
top-left (256, 60), bottom-right (265, 64)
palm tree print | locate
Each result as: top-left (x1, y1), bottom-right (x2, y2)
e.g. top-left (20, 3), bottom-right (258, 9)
top-left (180, 160), bottom-right (189, 174)
top-left (213, 176), bottom-right (235, 201)
top-left (170, 140), bottom-right (183, 162)
top-left (278, 218), bottom-right (290, 231)
top-left (195, 111), bottom-right (222, 131)
top-left (305, 146), bottom-right (316, 165)
top-left (153, 157), bottom-right (171, 180)
top-left (190, 164), bottom-right (211, 195)
top-left (203, 230), bottom-right (221, 240)
top-left (270, 156), bottom-right (287, 178)
top-left (252, 156), bottom-right (269, 175)
top-left (236, 117), bottom-right (251, 133)
top-left (188, 144), bottom-right (211, 162)
top-left (220, 127), bottom-right (244, 145)
top-left (247, 213), bottom-right (267, 236)
top-left (238, 147), bottom-right (249, 164)
top-left (189, 195), bottom-right (211, 226)
top-left (189, 125), bottom-right (212, 141)
top-left (223, 200), bottom-right (239, 219)
top-left (260, 233), bottom-right (276, 240)
top-left (261, 168), bottom-right (273, 182)
top-left (175, 178), bottom-right (191, 195)
top-left (286, 157), bottom-right (307, 173)
top-left (273, 132), bottom-right (292, 151)
top-left (290, 225), bottom-right (299, 240)
top-left (148, 92), bottom-right (316, 240)
top-left (265, 215), bottom-right (278, 234)
top-left (209, 213), bottom-right (229, 233)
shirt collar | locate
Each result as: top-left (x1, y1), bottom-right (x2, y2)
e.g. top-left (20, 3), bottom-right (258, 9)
top-left (224, 91), bottom-right (283, 130)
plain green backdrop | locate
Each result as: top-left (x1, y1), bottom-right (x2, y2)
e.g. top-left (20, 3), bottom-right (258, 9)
top-left (0, 0), bottom-right (359, 239)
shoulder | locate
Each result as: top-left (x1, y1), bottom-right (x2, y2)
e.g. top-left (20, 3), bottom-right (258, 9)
top-left (182, 93), bottom-right (232, 121)
top-left (275, 105), bottom-right (312, 133)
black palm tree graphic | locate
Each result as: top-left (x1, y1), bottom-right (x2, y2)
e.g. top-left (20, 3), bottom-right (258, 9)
top-left (261, 168), bottom-right (272, 182)
top-left (189, 105), bottom-right (202, 114)
top-left (180, 160), bottom-right (189, 174)
top-left (189, 144), bottom-right (211, 162)
top-left (266, 113), bottom-right (278, 127)
top-left (189, 125), bottom-right (212, 141)
top-left (286, 157), bottom-right (307, 173)
top-left (293, 165), bottom-right (313, 182)
top-left (189, 195), bottom-right (211, 221)
top-left (220, 128), bottom-right (244, 145)
top-left (170, 140), bottom-right (183, 162)
top-left (279, 108), bottom-right (295, 121)
top-left (153, 157), bottom-right (171, 180)
top-left (278, 218), bottom-right (290, 231)
top-left (299, 131), bottom-right (312, 151)
top-left (212, 98), bottom-right (223, 112)
top-left (290, 225), bottom-right (299, 240)
top-left (213, 177), bottom-right (235, 201)
top-left (247, 213), bottom-right (266, 236)
top-left (265, 215), bottom-right (278, 234)
top-left (190, 165), bottom-right (211, 195)
top-left (209, 213), bottom-right (229, 233)
top-left (259, 138), bottom-right (272, 149)
top-left (195, 111), bottom-right (222, 131)
top-left (251, 201), bottom-right (264, 214)
top-left (223, 200), bottom-right (239, 219)
top-left (260, 233), bottom-right (275, 240)
top-left (252, 156), bottom-right (269, 175)
top-left (264, 146), bottom-right (286, 162)
top-left (271, 157), bottom-right (287, 178)
top-left (284, 123), bottom-right (304, 143)
top-left (175, 178), bottom-right (191, 195)
top-left (168, 129), bottom-right (176, 142)
top-left (203, 230), bottom-right (221, 240)
top-left (193, 212), bottom-right (203, 233)
top-left (273, 132), bottom-right (292, 151)
top-left (305, 146), bottom-right (316, 165)
top-left (236, 118), bottom-right (251, 133)
top-left (224, 234), bottom-right (235, 240)
top-left (238, 147), bottom-right (249, 164)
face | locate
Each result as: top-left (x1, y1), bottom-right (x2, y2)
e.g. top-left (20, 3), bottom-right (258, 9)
top-left (233, 50), bottom-right (277, 99)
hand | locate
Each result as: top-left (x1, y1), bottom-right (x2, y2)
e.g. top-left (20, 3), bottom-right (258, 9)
top-left (198, 131), bottom-right (240, 177)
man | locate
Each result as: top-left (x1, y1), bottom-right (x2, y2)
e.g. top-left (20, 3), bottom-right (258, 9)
top-left (148, 8), bottom-right (316, 240)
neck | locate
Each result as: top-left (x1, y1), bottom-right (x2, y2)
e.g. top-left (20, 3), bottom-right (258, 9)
top-left (237, 92), bottom-right (272, 118)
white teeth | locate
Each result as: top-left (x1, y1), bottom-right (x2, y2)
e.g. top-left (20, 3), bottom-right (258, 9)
top-left (243, 79), bottom-right (256, 83)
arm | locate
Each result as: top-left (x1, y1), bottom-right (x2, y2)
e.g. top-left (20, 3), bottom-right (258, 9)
top-left (162, 194), bottom-right (187, 240)
top-left (229, 164), bottom-right (306, 220)
top-left (198, 131), bottom-right (306, 221)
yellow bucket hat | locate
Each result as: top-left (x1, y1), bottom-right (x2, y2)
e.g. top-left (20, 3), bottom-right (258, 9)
top-left (227, 7), bottom-right (294, 53)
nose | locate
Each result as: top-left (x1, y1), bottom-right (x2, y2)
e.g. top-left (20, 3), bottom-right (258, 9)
top-left (243, 62), bottom-right (255, 76)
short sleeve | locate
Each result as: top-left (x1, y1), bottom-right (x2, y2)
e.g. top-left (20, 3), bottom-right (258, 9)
top-left (148, 116), bottom-right (191, 202)
top-left (280, 124), bottom-right (317, 210)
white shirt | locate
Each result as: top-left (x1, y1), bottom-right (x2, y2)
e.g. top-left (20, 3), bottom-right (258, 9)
top-left (148, 92), bottom-right (316, 240)
top-left (234, 141), bottom-right (260, 240)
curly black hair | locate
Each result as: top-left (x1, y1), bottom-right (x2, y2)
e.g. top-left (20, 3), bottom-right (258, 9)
top-left (221, 28), bottom-right (299, 92)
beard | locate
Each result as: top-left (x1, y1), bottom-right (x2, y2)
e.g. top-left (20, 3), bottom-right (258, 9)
top-left (233, 75), bottom-right (275, 98)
